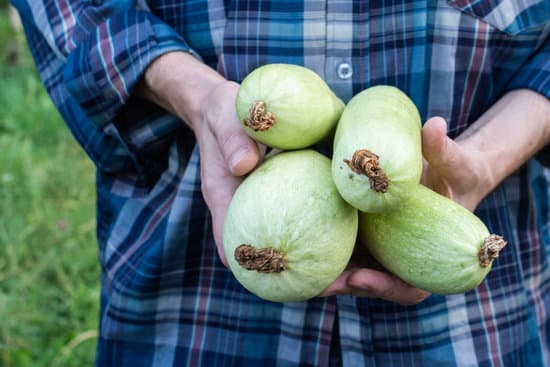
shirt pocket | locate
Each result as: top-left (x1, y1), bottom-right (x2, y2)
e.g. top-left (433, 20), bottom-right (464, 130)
top-left (445, 0), bottom-right (550, 35)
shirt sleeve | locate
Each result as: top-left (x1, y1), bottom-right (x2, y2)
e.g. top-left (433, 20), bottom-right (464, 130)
top-left (505, 35), bottom-right (550, 166)
top-left (11, 1), bottom-right (195, 129)
top-left (506, 36), bottom-right (550, 99)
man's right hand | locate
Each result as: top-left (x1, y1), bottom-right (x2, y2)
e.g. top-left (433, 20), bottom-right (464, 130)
top-left (194, 80), bottom-right (264, 265)
top-left (136, 52), bottom-right (263, 266)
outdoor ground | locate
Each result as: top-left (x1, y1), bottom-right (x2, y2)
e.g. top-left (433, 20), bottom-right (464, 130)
top-left (0, 4), bottom-right (100, 366)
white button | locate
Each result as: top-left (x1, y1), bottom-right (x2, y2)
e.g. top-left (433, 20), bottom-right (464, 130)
top-left (337, 62), bottom-right (353, 79)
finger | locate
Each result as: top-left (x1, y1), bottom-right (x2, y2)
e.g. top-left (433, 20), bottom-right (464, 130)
top-left (422, 117), bottom-right (467, 176)
top-left (421, 117), bottom-right (483, 210)
top-left (215, 126), bottom-right (262, 176)
top-left (421, 117), bottom-right (455, 198)
top-left (317, 270), bottom-right (355, 297)
top-left (347, 269), bottom-right (430, 306)
top-left (207, 82), bottom-right (262, 176)
top-left (421, 116), bottom-right (449, 168)
top-left (196, 129), bottom-right (243, 267)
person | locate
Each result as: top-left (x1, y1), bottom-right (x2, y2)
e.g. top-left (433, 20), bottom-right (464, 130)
top-left (11, 0), bottom-right (550, 365)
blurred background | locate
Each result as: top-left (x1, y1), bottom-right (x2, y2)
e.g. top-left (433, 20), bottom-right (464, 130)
top-left (0, 2), bottom-right (99, 366)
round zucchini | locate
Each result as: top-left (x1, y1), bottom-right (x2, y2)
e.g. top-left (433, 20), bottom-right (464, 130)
top-left (237, 64), bottom-right (345, 150)
top-left (223, 150), bottom-right (358, 302)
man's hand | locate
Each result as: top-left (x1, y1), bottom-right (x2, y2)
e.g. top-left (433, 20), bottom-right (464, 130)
top-left (136, 52), bottom-right (263, 265)
top-left (420, 116), bottom-right (488, 211)
top-left (422, 89), bottom-right (550, 211)
top-left (194, 80), bottom-right (265, 265)
top-left (319, 250), bottom-right (431, 306)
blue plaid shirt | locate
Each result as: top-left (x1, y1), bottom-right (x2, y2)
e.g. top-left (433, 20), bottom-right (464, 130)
top-left (11, 1), bottom-right (550, 366)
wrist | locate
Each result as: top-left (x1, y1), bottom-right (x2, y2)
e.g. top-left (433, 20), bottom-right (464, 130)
top-left (140, 51), bottom-right (226, 129)
top-left (457, 89), bottom-right (550, 194)
top-left (469, 154), bottom-right (497, 206)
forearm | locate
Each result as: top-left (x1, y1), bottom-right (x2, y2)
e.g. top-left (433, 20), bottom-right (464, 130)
top-left (457, 89), bottom-right (550, 197)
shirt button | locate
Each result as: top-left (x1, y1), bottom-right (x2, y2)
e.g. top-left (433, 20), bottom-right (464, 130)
top-left (337, 62), bottom-right (353, 79)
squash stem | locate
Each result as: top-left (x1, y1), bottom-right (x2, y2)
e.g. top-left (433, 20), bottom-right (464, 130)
top-left (243, 100), bottom-right (276, 131)
top-left (344, 149), bottom-right (389, 192)
top-left (478, 234), bottom-right (507, 267)
top-left (235, 244), bottom-right (286, 273)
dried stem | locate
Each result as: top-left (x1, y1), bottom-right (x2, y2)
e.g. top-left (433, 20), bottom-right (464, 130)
top-left (243, 101), bottom-right (276, 131)
top-left (344, 149), bottom-right (389, 192)
top-left (235, 244), bottom-right (286, 273)
top-left (478, 234), bottom-right (507, 267)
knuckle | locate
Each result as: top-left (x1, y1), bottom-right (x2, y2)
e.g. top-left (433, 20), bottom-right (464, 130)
top-left (218, 128), bottom-right (248, 153)
top-left (200, 175), bottom-right (217, 204)
top-left (377, 283), bottom-right (398, 301)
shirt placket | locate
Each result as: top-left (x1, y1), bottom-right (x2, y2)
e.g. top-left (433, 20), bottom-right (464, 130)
top-left (324, 0), bottom-right (355, 102)
top-left (325, 2), bottom-right (376, 366)
top-left (337, 296), bottom-right (376, 367)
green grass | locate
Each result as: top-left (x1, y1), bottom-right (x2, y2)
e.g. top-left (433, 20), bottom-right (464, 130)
top-left (0, 6), bottom-right (100, 367)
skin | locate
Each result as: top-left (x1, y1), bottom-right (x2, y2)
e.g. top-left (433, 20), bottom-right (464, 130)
top-left (137, 51), bottom-right (550, 306)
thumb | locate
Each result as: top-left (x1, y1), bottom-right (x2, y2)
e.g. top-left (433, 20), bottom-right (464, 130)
top-left (216, 126), bottom-right (261, 176)
top-left (422, 116), bottom-right (450, 168)
top-left (421, 117), bottom-right (460, 199)
top-left (421, 117), bottom-right (482, 211)
top-left (422, 116), bottom-right (465, 173)
top-left (206, 81), bottom-right (262, 176)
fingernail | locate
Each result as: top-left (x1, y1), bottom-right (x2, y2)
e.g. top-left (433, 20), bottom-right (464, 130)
top-left (229, 147), bottom-right (249, 172)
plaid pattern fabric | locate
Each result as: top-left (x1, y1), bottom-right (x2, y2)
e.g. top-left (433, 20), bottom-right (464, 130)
top-left (11, 0), bottom-right (550, 366)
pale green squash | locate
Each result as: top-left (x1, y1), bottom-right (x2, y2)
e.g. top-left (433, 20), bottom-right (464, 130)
top-left (332, 85), bottom-right (422, 213)
top-left (223, 150), bottom-right (358, 302)
top-left (236, 64), bottom-right (345, 150)
top-left (359, 184), bottom-right (507, 295)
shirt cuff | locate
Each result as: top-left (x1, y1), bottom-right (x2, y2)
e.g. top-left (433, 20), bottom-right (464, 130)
top-left (63, 8), bottom-right (195, 129)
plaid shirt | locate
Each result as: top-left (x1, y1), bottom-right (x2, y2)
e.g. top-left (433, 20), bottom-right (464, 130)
top-left (11, 1), bottom-right (550, 366)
